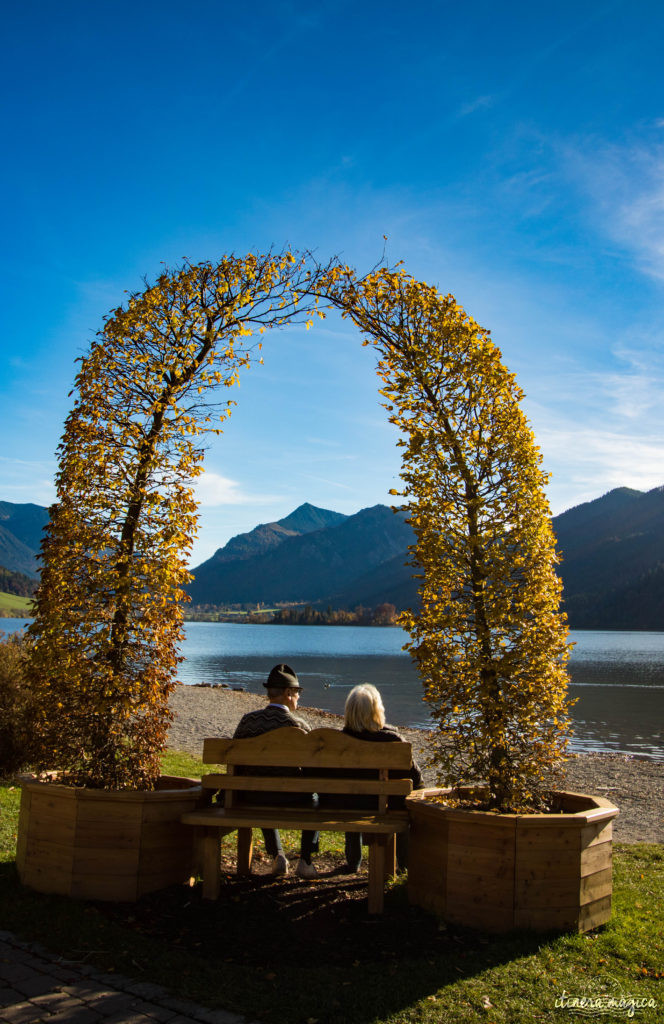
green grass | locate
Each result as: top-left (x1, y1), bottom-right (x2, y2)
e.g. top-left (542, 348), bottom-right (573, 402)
top-left (1, 758), bottom-right (661, 1024)
top-left (160, 748), bottom-right (206, 778)
top-left (0, 590), bottom-right (33, 616)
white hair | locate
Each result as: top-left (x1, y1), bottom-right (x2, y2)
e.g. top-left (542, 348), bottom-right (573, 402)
top-left (344, 684), bottom-right (385, 733)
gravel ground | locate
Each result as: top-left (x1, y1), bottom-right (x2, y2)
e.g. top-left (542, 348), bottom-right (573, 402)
top-left (168, 683), bottom-right (664, 845)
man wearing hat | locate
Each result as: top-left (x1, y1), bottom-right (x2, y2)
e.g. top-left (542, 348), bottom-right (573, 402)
top-left (233, 663), bottom-right (319, 878)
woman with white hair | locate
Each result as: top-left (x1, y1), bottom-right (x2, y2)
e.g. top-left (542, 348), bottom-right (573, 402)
top-left (342, 683), bottom-right (423, 873)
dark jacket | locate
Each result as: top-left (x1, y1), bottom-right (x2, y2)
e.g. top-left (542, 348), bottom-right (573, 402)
top-left (342, 725), bottom-right (423, 791)
top-left (318, 724), bottom-right (423, 809)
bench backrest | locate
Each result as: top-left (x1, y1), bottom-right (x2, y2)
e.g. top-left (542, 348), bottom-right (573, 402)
top-left (201, 727), bottom-right (413, 813)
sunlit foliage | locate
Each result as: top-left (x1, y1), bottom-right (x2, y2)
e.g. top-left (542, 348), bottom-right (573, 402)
top-left (0, 630), bottom-right (36, 777)
top-left (28, 251), bottom-right (331, 788)
top-left (329, 267), bottom-right (573, 811)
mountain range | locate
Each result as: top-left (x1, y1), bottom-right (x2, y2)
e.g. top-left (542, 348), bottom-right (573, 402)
top-left (0, 501), bottom-right (49, 578)
top-left (3, 488), bottom-right (664, 629)
top-left (187, 502), bottom-right (413, 606)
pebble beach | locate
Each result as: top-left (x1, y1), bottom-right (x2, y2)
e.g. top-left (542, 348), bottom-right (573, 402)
top-left (168, 683), bottom-right (664, 845)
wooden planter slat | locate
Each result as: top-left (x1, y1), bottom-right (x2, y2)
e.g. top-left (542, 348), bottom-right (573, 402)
top-left (582, 820), bottom-right (613, 847)
top-left (579, 895), bottom-right (613, 932)
top-left (138, 821), bottom-right (193, 847)
top-left (447, 879), bottom-right (515, 908)
top-left (22, 838), bottom-right (75, 873)
top-left (580, 840), bottom-right (613, 876)
top-left (76, 801), bottom-right (143, 823)
top-left (580, 867), bottom-right (613, 904)
top-left (515, 850), bottom-right (582, 877)
top-left (26, 816), bottom-right (77, 845)
top-left (73, 848), bottom-right (141, 876)
top-left (407, 788), bottom-right (619, 934)
top-left (141, 799), bottom-right (203, 822)
top-left (445, 822), bottom-right (516, 847)
top-left (447, 844), bottom-right (515, 870)
top-left (75, 821), bottom-right (144, 849)
top-left (17, 775), bottom-right (202, 902)
top-left (516, 870), bottom-right (611, 906)
top-left (515, 905), bottom-right (580, 931)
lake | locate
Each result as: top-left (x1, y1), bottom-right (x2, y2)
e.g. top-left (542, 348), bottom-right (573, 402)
top-left (3, 618), bottom-right (662, 761)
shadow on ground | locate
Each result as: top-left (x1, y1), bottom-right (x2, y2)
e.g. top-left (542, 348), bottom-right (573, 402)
top-left (0, 854), bottom-right (552, 1024)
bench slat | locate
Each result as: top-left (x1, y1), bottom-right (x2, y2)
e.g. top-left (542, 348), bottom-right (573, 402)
top-left (182, 806), bottom-right (409, 832)
top-left (201, 774), bottom-right (413, 795)
top-left (202, 727), bottom-right (412, 770)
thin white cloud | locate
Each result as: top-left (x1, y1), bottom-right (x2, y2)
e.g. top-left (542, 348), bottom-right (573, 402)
top-left (530, 378), bottom-right (664, 514)
top-left (193, 471), bottom-right (280, 508)
top-left (557, 136), bottom-right (664, 281)
top-left (457, 95), bottom-right (495, 119)
top-left (305, 475), bottom-right (355, 491)
top-left (521, 326), bottom-right (664, 515)
top-left (600, 368), bottom-right (663, 420)
top-left (305, 437), bottom-right (343, 448)
top-left (0, 458), bottom-right (57, 507)
top-left (0, 481), bottom-right (56, 506)
top-left (542, 425), bottom-right (664, 514)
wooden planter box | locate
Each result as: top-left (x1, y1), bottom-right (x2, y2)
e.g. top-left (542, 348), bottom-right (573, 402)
top-left (16, 774), bottom-right (202, 902)
top-left (406, 787), bottom-right (619, 933)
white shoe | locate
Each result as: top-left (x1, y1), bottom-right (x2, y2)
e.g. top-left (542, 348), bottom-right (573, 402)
top-left (296, 858), bottom-right (318, 879)
top-left (271, 853), bottom-right (289, 876)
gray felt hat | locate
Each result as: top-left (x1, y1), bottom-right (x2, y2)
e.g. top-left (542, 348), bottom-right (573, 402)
top-left (264, 663), bottom-right (301, 689)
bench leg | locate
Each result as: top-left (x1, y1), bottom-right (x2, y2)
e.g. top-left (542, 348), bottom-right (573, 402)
top-left (385, 833), bottom-right (397, 879)
top-left (367, 837), bottom-right (386, 914)
top-left (201, 828), bottom-right (221, 900)
top-left (237, 827), bottom-right (253, 876)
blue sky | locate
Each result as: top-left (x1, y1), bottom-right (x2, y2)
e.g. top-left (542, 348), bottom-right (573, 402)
top-left (2, 0), bottom-right (664, 566)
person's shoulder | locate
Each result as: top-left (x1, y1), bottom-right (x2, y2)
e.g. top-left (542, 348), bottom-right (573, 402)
top-left (342, 726), bottom-right (401, 742)
top-left (267, 704), bottom-right (306, 725)
top-left (234, 704), bottom-right (310, 738)
top-left (233, 707), bottom-right (265, 737)
top-left (233, 705), bottom-right (279, 736)
top-left (378, 726), bottom-right (404, 742)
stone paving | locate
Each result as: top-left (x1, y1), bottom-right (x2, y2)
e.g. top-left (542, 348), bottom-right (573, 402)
top-left (0, 932), bottom-right (255, 1024)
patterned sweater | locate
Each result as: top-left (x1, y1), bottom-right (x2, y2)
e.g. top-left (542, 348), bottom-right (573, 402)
top-left (233, 703), bottom-right (310, 739)
top-left (231, 703), bottom-right (311, 799)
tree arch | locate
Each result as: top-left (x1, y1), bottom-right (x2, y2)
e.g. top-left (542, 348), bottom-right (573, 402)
top-left (28, 250), bottom-right (572, 808)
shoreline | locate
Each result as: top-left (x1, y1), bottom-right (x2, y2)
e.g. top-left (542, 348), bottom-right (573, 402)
top-left (168, 684), bottom-right (664, 845)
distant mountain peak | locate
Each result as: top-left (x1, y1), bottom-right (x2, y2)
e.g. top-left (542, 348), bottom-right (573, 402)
top-left (188, 501), bottom-right (412, 605)
top-left (277, 503), bottom-right (347, 534)
top-left (202, 503), bottom-right (347, 568)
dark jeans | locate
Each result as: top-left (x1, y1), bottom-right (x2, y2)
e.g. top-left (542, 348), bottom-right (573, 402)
top-left (345, 831), bottom-right (408, 872)
top-left (263, 828), bottom-right (319, 861)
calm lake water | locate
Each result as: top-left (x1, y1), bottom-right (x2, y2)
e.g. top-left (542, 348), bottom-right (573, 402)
top-left (3, 618), bottom-right (663, 761)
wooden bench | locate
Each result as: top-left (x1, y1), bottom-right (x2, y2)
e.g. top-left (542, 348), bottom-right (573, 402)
top-left (181, 726), bottom-right (413, 913)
